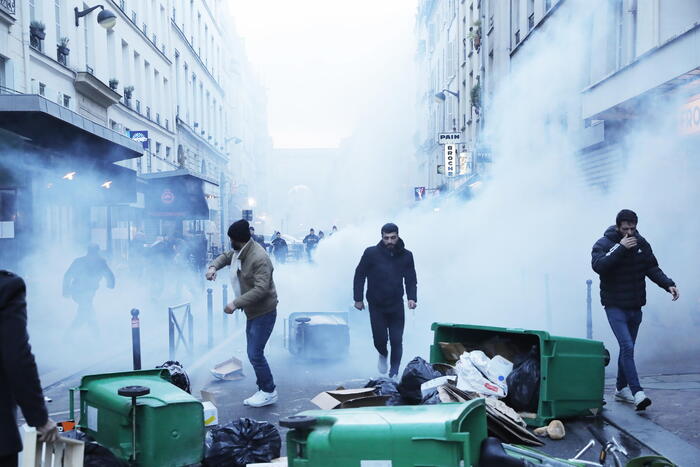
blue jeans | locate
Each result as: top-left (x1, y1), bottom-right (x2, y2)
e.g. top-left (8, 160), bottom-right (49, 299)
top-left (246, 310), bottom-right (277, 393)
top-left (605, 306), bottom-right (643, 394)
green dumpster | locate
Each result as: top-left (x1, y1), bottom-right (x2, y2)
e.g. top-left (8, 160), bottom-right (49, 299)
top-left (72, 369), bottom-right (204, 467)
top-left (283, 400), bottom-right (487, 467)
top-left (430, 322), bottom-right (606, 427)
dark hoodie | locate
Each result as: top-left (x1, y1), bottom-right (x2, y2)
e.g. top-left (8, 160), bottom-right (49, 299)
top-left (591, 226), bottom-right (674, 308)
top-left (353, 239), bottom-right (417, 308)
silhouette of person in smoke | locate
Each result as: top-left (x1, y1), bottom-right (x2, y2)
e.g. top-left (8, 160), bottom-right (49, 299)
top-left (62, 244), bottom-right (115, 333)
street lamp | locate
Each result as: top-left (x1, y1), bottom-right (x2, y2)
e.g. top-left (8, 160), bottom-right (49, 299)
top-left (75, 5), bottom-right (117, 29)
top-left (434, 89), bottom-right (459, 102)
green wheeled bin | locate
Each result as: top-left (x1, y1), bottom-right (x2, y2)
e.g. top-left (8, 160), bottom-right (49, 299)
top-left (430, 322), bottom-right (607, 427)
top-left (71, 369), bottom-right (204, 467)
top-left (282, 400), bottom-right (487, 467)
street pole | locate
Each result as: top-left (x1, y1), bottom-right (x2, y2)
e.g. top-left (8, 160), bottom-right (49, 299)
top-left (586, 279), bottom-right (593, 339)
top-left (207, 288), bottom-right (213, 349)
top-left (131, 309), bottom-right (141, 370)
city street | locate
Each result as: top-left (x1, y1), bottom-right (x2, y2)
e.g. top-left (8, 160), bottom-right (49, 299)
top-left (2, 0), bottom-right (700, 466)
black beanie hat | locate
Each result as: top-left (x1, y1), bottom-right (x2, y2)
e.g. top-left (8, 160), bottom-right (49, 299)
top-left (228, 219), bottom-right (251, 243)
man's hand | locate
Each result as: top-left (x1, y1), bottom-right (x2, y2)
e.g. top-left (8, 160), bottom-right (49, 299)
top-left (408, 300), bottom-right (417, 310)
top-left (354, 301), bottom-right (365, 310)
top-left (668, 286), bottom-right (680, 301)
top-left (224, 302), bottom-right (237, 314)
top-left (205, 267), bottom-right (217, 281)
top-left (620, 234), bottom-right (638, 250)
top-left (37, 418), bottom-right (59, 443)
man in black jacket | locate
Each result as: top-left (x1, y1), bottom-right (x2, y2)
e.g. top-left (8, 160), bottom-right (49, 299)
top-left (354, 223), bottom-right (417, 378)
top-left (1, 271), bottom-right (59, 466)
top-left (592, 209), bottom-right (679, 411)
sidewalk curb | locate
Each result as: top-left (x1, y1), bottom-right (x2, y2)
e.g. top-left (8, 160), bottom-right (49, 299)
top-left (601, 395), bottom-right (700, 466)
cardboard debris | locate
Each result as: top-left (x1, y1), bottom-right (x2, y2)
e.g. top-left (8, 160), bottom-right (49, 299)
top-left (202, 401), bottom-right (218, 426)
top-left (439, 342), bottom-right (468, 363)
top-left (310, 388), bottom-right (377, 410)
top-left (437, 386), bottom-right (458, 403)
top-left (443, 383), bottom-right (544, 447)
top-left (339, 395), bottom-right (390, 409)
top-left (484, 397), bottom-right (526, 427)
top-left (210, 357), bottom-right (245, 381)
top-left (246, 457), bottom-right (287, 466)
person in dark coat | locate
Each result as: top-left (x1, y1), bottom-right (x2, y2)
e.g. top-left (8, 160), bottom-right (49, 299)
top-left (62, 244), bottom-right (115, 334)
top-left (592, 209), bottom-right (679, 411)
top-left (353, 223), bottom-right (417, 378)
top-left (1, 271), bottom-right (59, 466)
top-left (270, 232), bottom-right (288, 264)
top-left (302, 228), bottom-right (320, 262)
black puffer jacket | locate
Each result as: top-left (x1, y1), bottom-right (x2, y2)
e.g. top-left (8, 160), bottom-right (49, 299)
top-left (354, 239), bottom-right (417, 307)
top-left (591, 226), bottom-right (674, 308)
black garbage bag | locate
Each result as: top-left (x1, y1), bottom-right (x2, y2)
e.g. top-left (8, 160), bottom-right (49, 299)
top-left (84, 442), bottom-right (129, 467)
top-left (421, 388), bottom-right (441, 405)
top-left (365, 377), bottom-right (407, 406)
top-left (203, 418), bottom-right (282, 467)
top-left (397, 357), bottom-right (442, 404)
top-left (156, 360), bottom-right (191, 393)
top-left (504, 346), bottom-right (540, 412)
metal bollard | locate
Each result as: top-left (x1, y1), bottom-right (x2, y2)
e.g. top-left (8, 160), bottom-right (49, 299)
top-left (586, 279), bottom-right (593, 339)
top-left (222, 284), bottom-right (229, 336)
top-left (131, 309), bottom-right (141, 370)
top-left (207, 288), bottom-right (213, 349)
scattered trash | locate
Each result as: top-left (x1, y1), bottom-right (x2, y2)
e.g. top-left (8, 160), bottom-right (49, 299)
top-left (210, 357), bottom-right (245, 381)
top-left (203, 400), bottom-right (219, 426)
top-left (455, 354), bottom-right (506, 398)
top-left (204, 418), bottom-right (281, 467)
top-left (503, 346), bottom-right (540, 412)
top-left (438, 342), bottom-right (468, 363)
top-left (83, 440), bottom-right (129, 467)
top-left (443, 383), bottom-right (544, 447)
top-left (310, 388), bottom-right (378, 410)
top-left (483, 398), bottom-right (525, 427)
top-left (365, 377), bottom-right (404, 405)
top-left (397, 357), bottom-right (443, 403)
top-left (156, 360), bottom-right (191, 393)
top-left (546, 420), bottom-right (565, 440)
top-left (572, 439), bottom-right (596, 460)
top-left (420, 375), bottom-right (456, 397)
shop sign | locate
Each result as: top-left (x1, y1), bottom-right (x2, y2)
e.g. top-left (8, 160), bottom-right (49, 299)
top-left (680, 94), bottom-right (700, 135)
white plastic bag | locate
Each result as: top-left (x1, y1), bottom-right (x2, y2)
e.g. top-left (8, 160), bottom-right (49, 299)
top-left (468, 350), bottom-right (490, 375)
top-left (486, 355), bottom-right (513, 389)
top-left (455, 354), bottom-right (506, 398)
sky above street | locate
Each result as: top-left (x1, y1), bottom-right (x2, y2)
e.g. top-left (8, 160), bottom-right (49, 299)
top-left (228, 0), bottom-right (418, 148)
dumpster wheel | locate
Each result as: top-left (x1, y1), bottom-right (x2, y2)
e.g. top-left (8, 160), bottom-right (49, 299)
top-left (280, 415), bottom-right (317, 430)
top-left (603, 347), bottom-right (611, 367)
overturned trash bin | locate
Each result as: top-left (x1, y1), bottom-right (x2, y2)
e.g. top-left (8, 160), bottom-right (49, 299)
top-left (285, 311), bottom-right (350, 359)
top-left (282, 399), bottom-right (487, 467)
top-left (70, 369), bottom-right (204, 467)
top-left (430, 323), bottom-right (607, 426)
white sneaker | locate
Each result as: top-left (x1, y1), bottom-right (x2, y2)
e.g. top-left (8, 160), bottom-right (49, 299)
top-left (244, 389), bottom-right (278, 408)
top-left (614, 387), bottom-right (635, 404)
top-left (634, 390), bottom-right (651, 411)
top-left (377, 354), bottom-right (388, 375)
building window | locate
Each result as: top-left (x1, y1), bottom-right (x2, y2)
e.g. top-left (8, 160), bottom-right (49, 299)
top-left (165, 146), bottom-right (171, 161)
top-left (39, 82), bottom-right (45, 96)
top-left (156, 142), bottom-right (161, 155)
top-left (63, 94), bottom-right (70, 107)
top-left (55, 0), bottom-right (62, 43)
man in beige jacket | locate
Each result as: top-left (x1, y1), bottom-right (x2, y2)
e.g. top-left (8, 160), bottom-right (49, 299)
top-left (206, 219), bottom-right (279, 407)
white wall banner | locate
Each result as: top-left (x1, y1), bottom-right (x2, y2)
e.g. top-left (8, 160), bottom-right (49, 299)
top-left (444, 143), bottom-right (456, 177)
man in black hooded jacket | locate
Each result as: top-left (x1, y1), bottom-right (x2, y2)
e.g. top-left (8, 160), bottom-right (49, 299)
top-left (592, 209), bottom-right (678, 411)
top-left (354, 223), bottom-right (417, 378)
